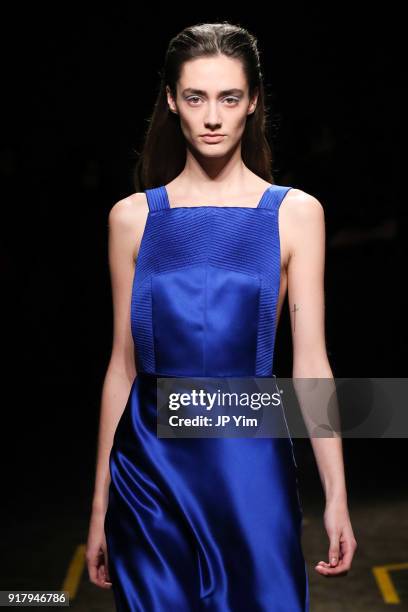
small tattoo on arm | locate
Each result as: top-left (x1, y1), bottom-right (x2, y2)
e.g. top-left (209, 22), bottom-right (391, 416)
top-left (291, 303), bottom-right (299, 333)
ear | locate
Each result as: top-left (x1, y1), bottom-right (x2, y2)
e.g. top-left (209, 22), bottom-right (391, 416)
top-left (166, 85), bottom-right (178, 114)
top-left (248, 88), bottom-right (259, 115)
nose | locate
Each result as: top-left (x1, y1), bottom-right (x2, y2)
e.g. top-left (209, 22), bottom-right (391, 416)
top-left (204, 101), bottom-right (222, 127)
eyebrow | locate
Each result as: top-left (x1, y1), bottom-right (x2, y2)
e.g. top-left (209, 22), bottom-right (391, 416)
top-left (182, 88), bottom-right (244, 96)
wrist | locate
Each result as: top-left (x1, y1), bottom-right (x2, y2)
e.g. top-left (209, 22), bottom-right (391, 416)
top-left (325, 491), bottom-right (348, 507)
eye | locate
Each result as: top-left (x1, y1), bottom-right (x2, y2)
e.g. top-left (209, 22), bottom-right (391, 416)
top-left (185, 96), bottom-right (240, 106)
top-left (186, 96), bottom-right (201, 105)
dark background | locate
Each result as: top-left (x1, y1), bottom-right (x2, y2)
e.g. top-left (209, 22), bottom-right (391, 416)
top-left (1, 5), bottom-right (406, 597)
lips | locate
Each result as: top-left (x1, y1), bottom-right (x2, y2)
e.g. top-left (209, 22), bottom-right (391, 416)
top-left (201, 135), bottom-right (224, 143)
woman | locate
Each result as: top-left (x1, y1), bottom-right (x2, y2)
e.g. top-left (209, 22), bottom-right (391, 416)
top-left (86, 22), bottom-right (357, 611)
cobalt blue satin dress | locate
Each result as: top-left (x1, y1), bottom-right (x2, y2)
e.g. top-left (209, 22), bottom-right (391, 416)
top-left (104, 184), bottom-right (310, 611)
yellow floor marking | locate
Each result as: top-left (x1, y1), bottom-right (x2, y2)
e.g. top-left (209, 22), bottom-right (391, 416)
top-left (61, 544), bottom-right (86, 600)
top-left (373, 562), bottom-right (408, 604)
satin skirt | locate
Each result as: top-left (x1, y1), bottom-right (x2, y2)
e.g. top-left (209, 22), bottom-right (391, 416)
top-left (104, 373), bottom-right (309, 611)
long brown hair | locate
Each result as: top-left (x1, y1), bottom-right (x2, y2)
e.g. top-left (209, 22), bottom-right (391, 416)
top-left (133, 21), bottom-right (276, 191)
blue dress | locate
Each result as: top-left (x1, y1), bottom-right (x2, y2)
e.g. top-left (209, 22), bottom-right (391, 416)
top-left (104, 183), bottom-right (310, 611)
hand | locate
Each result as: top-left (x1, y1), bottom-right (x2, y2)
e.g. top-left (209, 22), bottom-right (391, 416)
top-left (86, 508), bottom-right (112, 589)
top-left (315, 500), bottom-right (357, 577)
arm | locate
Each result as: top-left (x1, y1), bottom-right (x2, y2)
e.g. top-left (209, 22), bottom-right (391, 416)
top-left (91, 196), bottom-right (145, 513)
top-left (285, 190), bottom-right (357, 577)
top-left (87, 193), bottom-right (148, 588)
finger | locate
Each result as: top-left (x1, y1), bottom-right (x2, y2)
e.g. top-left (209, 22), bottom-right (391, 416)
top-left (90, 567), bottom-right (105, 587)
top-left (102, 562), bottom-right (112, 587)
top-left (317, 559), bottom-right (336, 568)
top-left (87, 558), bottom-right (99, 584)
top-left (328, 534), bottom-right (341, 567)
top-left (98, 565), bottom-right (104, 585)
top-left (336, 537), bottom-right (355, 570)
top-left (315, 557), bottom-right (350, 576)
top-left (96, 569), bottom-right (110, 588)
top-left (104, 549), bottom-right (111, 582)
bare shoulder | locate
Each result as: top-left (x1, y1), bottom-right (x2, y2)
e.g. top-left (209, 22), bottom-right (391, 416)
top-left (281, 187), bottom-right (325, 223)
top-left (108, 192), bottom-right (149, 229)
top-left (279, 188), bottom-right (325, 262)
top-left (108, 192), bottom-right (149, 261)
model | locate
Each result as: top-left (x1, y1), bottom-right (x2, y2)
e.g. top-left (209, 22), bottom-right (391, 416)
top-left (86, 21), bottom-right (357, 611)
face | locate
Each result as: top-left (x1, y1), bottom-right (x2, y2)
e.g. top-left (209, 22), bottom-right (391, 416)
top-left (166, 54), bottom-right (258, 157)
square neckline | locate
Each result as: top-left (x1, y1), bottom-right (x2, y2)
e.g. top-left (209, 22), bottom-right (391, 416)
top-left (162, 183), bottom-right (274, 210)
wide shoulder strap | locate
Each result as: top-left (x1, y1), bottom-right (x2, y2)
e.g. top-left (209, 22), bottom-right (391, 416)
top-left (144, 186), bottom-right (170, 212)
top-left (258, 184), bottom-right (293, 212)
